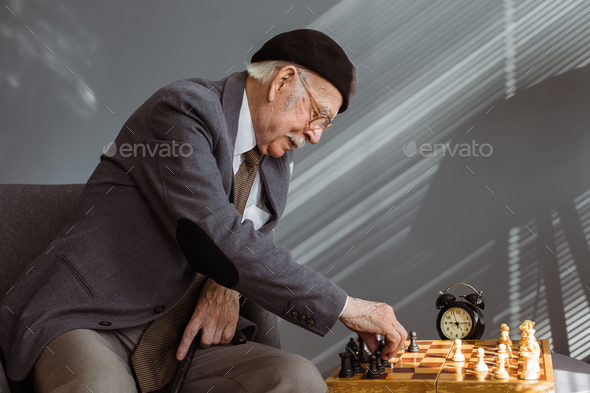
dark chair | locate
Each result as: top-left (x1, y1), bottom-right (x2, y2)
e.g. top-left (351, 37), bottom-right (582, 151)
top-left (0, 184), bottom-right (280, 393)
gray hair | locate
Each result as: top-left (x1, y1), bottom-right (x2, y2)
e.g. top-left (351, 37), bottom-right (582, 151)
top-left (247, 60), bottom-right (309, 85)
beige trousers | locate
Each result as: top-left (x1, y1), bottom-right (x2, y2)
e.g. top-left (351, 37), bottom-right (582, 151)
top-left (32, 322), bottom-right (328, 393)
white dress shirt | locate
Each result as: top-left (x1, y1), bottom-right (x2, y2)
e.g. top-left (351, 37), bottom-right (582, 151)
top-left (234, 88), bottom-right (348, 316)
top-left (234, 89), bottom-right (272, 230)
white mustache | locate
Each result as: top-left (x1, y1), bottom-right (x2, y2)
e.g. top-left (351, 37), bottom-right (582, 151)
top-left (286, 132), bottom-right (305, 149)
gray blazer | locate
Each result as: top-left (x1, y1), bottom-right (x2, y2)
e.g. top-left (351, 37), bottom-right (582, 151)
top-left (0, 71), bottom-right (347, 382)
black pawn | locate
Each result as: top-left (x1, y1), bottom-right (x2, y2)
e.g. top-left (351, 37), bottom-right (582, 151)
top-left (346, 347), bottom-right (363, 374)
top-left (357, 336), bottom-right (370, 363)
top-left (366, 354), bottom-right (381, 379)
top-left (407, 331), bottom-right (420, 353)
top-left (374, 349), bottom-right (385, 372)
top-left (351, 353), bottom-right (363, 374)
top-left (339, 352), bottom-right (354, 378)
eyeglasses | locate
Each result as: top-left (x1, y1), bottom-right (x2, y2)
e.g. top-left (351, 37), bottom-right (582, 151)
top-left (297, 73), bottom-right (333, 131)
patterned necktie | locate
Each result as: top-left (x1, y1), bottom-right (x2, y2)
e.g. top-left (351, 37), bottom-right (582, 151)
top-left (131, 146), bottom-right (262, 393)
top-left (234, 146), bottom-right (261, 216)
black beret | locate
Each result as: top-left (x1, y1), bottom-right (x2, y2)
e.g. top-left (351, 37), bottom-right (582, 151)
top-left (251, 29), bottom-right (357, 113)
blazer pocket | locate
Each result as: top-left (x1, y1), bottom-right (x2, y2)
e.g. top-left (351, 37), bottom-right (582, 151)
top-left (60, 255), bottom-right (95, 298)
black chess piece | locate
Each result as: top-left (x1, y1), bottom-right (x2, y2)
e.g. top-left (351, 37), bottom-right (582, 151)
top-left (366, 354), bottom-right (381, 379)
top-left (357, 336), bottom-right (370, 363)
top-left (378, 339), bottom-right (385, 353)
top-left (408, 331), bottom-right (420, 353)
top-left (351, 354), bottom-right (363, 374)
top-left (346, 347), bottom-right (363, 374)
top-left (339, 352), bottom-right (354, 378)
top-left (346, 337), bottom-right (360, 355)
top-left (374, 349), bottom-right (385, 372)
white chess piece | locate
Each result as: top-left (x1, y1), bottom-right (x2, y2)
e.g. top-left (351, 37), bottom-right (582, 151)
top-left (474, 347), bottom-right (488, 372)
top-left (519, 320), bottom-right (535, 355)
top-left (498, 323), bottom-right (510, 344)
top-left (452, 339), bottom-right (465, 362)
top-left (521, 342), bottom-right (540, 380)
top-left (494, 344), bottom-right (509, 379)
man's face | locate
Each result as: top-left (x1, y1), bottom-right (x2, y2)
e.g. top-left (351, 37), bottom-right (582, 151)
top-left (252, 66), bottom-right (343, 158)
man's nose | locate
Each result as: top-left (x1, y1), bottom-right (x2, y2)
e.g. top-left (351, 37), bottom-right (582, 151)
top-left (303, 128), bottom-right (322, 144)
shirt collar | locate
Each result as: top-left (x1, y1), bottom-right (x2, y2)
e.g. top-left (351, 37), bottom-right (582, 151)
top-left (234, 89), bottom-right (257, 157)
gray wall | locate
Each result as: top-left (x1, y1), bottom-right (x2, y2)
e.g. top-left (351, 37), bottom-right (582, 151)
top-left (2, 0), bottom-right (590, 377)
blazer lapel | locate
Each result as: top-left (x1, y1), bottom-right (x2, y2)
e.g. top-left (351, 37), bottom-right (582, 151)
top-left (221, 71), bottom-right (248, 152)
top-left (259, 154), bottom-right (287, 226)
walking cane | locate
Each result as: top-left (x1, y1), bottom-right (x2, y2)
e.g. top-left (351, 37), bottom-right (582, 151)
top-left (168, 330), bottom-right (247, 393)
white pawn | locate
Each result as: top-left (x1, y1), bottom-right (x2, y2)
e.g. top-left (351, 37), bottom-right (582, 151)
top-left (474, 347), bottom-right (488, 372)
top-left (494, 344), bottom-right (509, 379)
top-left (452, 339), bottom-right (465, 362)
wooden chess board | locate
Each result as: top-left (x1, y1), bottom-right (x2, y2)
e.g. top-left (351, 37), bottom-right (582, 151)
top-left (325, 339), bottom-right (554, 393)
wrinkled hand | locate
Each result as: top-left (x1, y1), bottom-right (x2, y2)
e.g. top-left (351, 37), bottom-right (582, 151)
top-left (176, 278), bottom-right (240, 361)
top-left (339, 296), bottom-right (407, 360)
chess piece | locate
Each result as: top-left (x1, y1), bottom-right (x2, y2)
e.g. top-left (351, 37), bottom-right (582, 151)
top-left (498, 323), bottom-right (510, 344)
top-left (453, 361), bottom-right (464, 382)
top-left (339, 352), bottom-right (354, 378)
top-left (521, 342), bottom-right (541, 380)
top-left (525, 328), bottom-right (539, 348)
top-left (452, 339), bottom-right (465, 362)
top-left (407, 331), bottom-right (420, 353)
top-left (519, 320), bottom-right (535, 354)
top-left (474, 347), bottom-right (488, 372)
top-left (476, 370), bottom-right (486, 382)
top-left (350, 351), bottom-right (363, 374)
top-left (366, 354), bottom-right (381, 379)
top-left (374, 349), bottom-right (385, 372)
top-left (383, 357), bottom-right (392, 369)
top-left (357, 336), bottom-right (370, 363)
top-left (347, 337), bottom-right (360, 355)
top-left (493, 344), bottom-right (509, 379)
top-left (498, 328), bottom-right (513, 365)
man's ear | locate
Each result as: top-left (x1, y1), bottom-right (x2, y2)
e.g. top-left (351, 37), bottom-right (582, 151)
top-left (268, 65), bottom-right (297, 103)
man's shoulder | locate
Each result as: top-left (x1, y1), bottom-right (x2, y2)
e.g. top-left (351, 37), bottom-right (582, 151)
top-left (153, 77), bottom-right (224, 109)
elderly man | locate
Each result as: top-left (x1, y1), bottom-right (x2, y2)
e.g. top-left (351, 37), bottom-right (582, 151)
top-left (0, 29), bottom-right (406, 392)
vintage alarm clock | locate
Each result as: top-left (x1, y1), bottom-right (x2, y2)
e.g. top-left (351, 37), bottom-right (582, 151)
top-left (435, 283), bottom-right (485, 340)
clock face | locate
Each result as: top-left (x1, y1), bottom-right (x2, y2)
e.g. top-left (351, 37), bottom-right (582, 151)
top-left (441, 307), bottom-right (473, 339)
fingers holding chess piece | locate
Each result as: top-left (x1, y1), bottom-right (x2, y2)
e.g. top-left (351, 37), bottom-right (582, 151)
top-left (493, 344), bottom-right (509, 379)
top-left (452, 339), bottom-right (465, 362)
top-left (374, 349), bottom-right (386, 373)
top-left (474, 347), bottom-right (488, 372)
